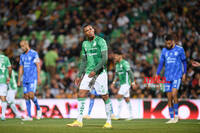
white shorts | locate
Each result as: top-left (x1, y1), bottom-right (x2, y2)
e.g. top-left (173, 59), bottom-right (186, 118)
top-left (6, 89), bottom-right (17, 103)
top-left (79, 72), bottom-right (108, 95)
top-left (0, 84), bottom-right (8, 96)
top-left (118, 84), bottom-right (130, 98)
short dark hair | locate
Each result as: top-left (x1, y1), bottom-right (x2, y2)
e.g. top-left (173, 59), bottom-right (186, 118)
top-left (165, 35), bottom-right (173, 41)
top-left (113, 49), bottom-right (122, 55)
top-left (83, 24), bottom-right (92, 29)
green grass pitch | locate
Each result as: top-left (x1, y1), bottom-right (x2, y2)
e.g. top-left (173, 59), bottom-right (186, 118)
top-left (0, 119), bottom-right (199, 133)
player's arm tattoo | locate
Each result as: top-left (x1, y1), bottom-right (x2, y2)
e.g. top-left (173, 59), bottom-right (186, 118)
top-left (93, 50), bottom-right (108, 73)
top-left (77, 54), bottom-right (87, 78)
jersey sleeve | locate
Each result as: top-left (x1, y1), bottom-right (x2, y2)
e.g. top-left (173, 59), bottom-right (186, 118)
top-left (6, 57), bottom-right (11, 67)
top-left (99, 38), bottom-right (108, 52)
top-left (33, 52), bottom-right (40, 63)
top-left (123, 61), bottom-right (131, 71)
top-left (180, 48), bottom-right (187, 73)
top-left (160, 49), bottom-right (165, 62)
top-left (156, 49), bottom-right (165, 75)
top-left (81, 42), bottom-right (86, 56)
top-left (180, 48), bottom-right (186, 61)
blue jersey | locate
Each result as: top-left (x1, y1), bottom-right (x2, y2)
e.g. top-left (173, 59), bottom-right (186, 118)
top-left (158, 45), bottom-right (186, 81)
top-left (20, 49), bottom-right (39, 83)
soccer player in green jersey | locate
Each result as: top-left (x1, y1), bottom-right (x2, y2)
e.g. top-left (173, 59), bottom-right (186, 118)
top-left (67, 25), bottom-right (112, 128)
top-left (0, 50), bottom-right (12, 120)
top-left (111, 51), bottom-right (136, 120)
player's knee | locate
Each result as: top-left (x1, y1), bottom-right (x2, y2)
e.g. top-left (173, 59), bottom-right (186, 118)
top-left (90, 94), bottom-right (95, 99)
top-left (125, 98), bottom-right (130, 103)
top-left (24, 94), bottom-right (29, 100)
top-left (1, 96), bottom-right (6, 102)
top-left (117, 94), bottom-right (123, 99)
top-left (29, 94), bottom-right (34, 99)
top-left (172, 92), bottom-right (177, 98)
top-left (102, 94), bottom-right (109, 101)
top-left (78, 92), bottom-right (86, 98)
top-left (78, 90), bottom-right (88, 98)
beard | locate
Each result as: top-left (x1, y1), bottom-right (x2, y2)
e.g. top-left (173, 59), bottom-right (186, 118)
top-left (22, 48), bottom-right (28, 53)
top-left (166, 45), bottom-right (173, 50)
top-left (88, 36), bottom-right (94, 41)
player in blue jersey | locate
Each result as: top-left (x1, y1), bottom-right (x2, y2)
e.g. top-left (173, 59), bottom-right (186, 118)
top-left (156, 35), bottom-right (187, 123)
top-left (84, 89), bottom-right (115, 119)
top-left (17, 40), bottom-right (42, 121)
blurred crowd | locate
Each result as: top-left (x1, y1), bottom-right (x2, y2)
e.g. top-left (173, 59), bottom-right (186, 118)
top-left (0, 0), bottom-right (199, 99)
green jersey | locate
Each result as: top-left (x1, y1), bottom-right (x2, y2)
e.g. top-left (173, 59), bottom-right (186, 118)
top-left (115, 59), bottom-right (131, 85)
top-left (8, 70), bottom-right (18, 90)
top-left (81, 36), bottom-right (108, 74)
top-left (0, 54), bottom-right (11, 84)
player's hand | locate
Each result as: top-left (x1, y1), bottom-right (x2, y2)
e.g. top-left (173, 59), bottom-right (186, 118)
top-left (17, 80), bottom-right (21, 87)
top-left (88, 71), bottom-right (96, 78)
top-left (37, 78), bottom-right (42, 86)
top-left (6, 77), bottom-right (10, 84)
top-left (182, 74), bottom-right (186, 82)
top-left (192, 61), bottom-right (200, 67)
top-left (75, 77), bottom-right (81, 86)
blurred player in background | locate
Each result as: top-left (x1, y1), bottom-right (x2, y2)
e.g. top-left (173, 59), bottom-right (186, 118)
top-left (17, 40), bottom-right (42, 121)
top-left (84, 88), bottom-right (115, 119)
top-left (111, 51), bottom-right (135, 120)
top-left (67, 25), bottom-right (112, 128)
top-left (0, 49), bottom-right (12, 120)
top-left (156, 35), bottom-right (187, 123)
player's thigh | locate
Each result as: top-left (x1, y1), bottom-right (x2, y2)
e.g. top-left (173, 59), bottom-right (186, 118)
top-left (6, 90), bottom-right (16, 103)
top-left (124, 97), bottom-right (130, 103)
top-left (0, 84), bottom-right (8, 97)
top-left (94, 72), bottom-right (108, 95)
top-left (78, 89), bottom-right (89, 98)
top-left (117, 94), bottom-right (123, 99)
top-left (79, 74), bottom-right (92, 91)
top-left (118, 84), bottom-right (130, 98)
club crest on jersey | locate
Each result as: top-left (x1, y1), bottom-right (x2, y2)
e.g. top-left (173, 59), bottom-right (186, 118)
top-left (174, 51), bottom-right (178, 56)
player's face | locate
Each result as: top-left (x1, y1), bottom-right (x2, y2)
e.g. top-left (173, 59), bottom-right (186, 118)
top-left (84, 25), bottom-right (95, 38)
top-left (114, 54), bottom-right (120, 63)
top-left (20, 41), bottom-right (29, 52)
top-left (165, 40), bottom-right (174, 49)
